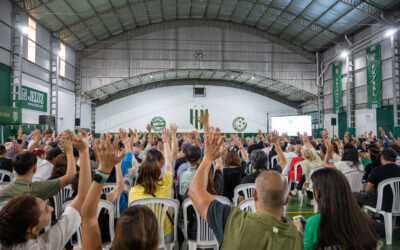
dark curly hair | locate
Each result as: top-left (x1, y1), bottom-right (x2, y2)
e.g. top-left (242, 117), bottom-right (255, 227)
top-left (0, 195), bottom-right (41, 247)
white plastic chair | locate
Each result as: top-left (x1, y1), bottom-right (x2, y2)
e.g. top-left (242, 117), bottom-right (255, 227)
top-left (52, 185), bottom-right (73, 219)
top-left (344, 170), bottom-right (364, 193)
top-left (270, 155), bottom-right (278, 169)
top-left (233, 183), bottom-right (255, 205)
top-left (0, 169), bottom-right (14, 182)
top-left (293, 161), bottom-right (303, 185)
top-left (299, 167), bottom-right (322, 214)
top-left (102, 183), bottom-right (123, 218)
top-left (123, 176), bottom-right (133, 187)
top-left (63, 199), bottom-right (115, 249)
top-left (364, 177), bottom-right (400, 245)
top-left (129, 197), bottom-right (179, 250)
top-left (0, 182), bottom-right (8, 191)
top-left (238, 198), bottom-right (256, 212)
top-left (182, 196), bottom-right (230, 250)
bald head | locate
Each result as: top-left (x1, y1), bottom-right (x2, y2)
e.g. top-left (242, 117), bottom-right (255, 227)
top-left (255, 171), bottom-right (288, 209)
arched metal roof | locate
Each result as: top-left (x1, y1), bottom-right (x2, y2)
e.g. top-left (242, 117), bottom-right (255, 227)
top-left (85, 69), bottom-right (316, 108)
top-left (13, 0), bottom-right (399, 52)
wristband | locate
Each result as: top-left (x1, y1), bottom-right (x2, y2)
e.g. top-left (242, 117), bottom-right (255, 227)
top-left (93, 170), bottom-right (110, 183)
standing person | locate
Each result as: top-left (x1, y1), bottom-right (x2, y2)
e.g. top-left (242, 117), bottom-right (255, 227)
top-left (188, 128), bottom-right (302, 250)
top-left (294, 168), bottom-right (380, 250)
top-left (0, 130), bottom-right (92, 249)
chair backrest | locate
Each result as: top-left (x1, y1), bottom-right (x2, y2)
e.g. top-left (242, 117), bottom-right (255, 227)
top-left (0, 169), bottom-right (14, 182)
top-left (52, 185), bottom-right (74, 219)
top-left (0, 182), bottom-right (8, 191)
top-left (123, 176), bottom-right (133, 187)
top-left (293, 161), bottom-right (303, 182)
top-left (375, 177), bottom-right (400, 213)
top-left (344, 170), bottom-right (364, 193)
top-left (307, 167), bottom-right (323, 191)
top-left (238, 198), bottom-right (256, 212)
top-left (233, 183), bottom-right (255, 204)
top-left (102, 183), bottom-right (122, 218)
top-left (62, 199), bottom-right (115, 248)
top-left (182, 196), bottom-right (230, 246)
top-left (129, 197), bottom-right (179, 249)
top-left (270, 155), bottom-right (278, 169)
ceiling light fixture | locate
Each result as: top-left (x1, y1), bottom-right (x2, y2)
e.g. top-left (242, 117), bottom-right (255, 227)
top-left (340, 50), bottom-right (349, 59)
top-left (385, 28), bottom-right (398, 37)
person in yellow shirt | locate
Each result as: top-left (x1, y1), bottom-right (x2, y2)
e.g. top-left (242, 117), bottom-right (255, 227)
top-left (129, 127), bottom-right (174, 241)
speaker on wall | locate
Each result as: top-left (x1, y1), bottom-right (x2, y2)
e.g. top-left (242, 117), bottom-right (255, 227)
top-left (75, 118), bottom-right (80, 126)
top-left (331, 118), bottom-right (337, 126)
top-left (39, 115), bottom-right (55, 126)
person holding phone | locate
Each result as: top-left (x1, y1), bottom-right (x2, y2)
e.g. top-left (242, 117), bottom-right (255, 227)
top-left (293, 168), bottom-right (379, 250)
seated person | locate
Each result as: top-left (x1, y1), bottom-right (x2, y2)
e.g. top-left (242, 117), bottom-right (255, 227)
top-left (0, 136), bottom-right (76, 202)
top-left (0, 145), bottom-right (13, 181)
top-left (189, 129), bottom-right (303, 250)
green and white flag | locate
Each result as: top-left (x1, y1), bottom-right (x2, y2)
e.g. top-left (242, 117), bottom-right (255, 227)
top-left (366, 44), bottom-right (382, 109)
top-left (332, 61), bottom-right (342, 114)
top-left (190, 106), bottom-right (208, 130)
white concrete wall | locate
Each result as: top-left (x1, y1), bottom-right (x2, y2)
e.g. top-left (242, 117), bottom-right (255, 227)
top-left (82, 26), bottom-right (316, 94)
top-left (95, 85), bottom-right (297, 133)
top-left (80, 102), bottom-right (92, 130)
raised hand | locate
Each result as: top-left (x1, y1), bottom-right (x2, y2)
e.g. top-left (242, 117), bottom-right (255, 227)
top-left (17, 127), bottom-right (23, 139)
top-left (203, 129), bottom-right (226, 161)
top-left (60, 132), bottom-right (73, 153)
top-left (32, 129), bottom-right (42, 143)
top-left (66, 130), bottom-right (87, 151)
top-left (170, 123), bottom-right (178, 135)
top-left (198, 111), bottom-right (209, 133)
top-left (93, 132), bottom-right (125, 173)
top-left (269, 131), bottom-right (280, 144)
top-left (146, 124), bottom-right (152, 133)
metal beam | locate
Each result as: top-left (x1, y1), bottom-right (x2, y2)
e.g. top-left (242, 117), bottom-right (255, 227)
top-left (289, 1), bottom-right (339, 43)
top-left (13, 0), bottom-right (56, 11)
top-left (86, 0), bottom-right (112, 37)
top-left (264, 0), bottom-right (295, 31)
top-left (299, 0), bottom-right (364, 48)
top-left (36, 0), bottom-right (86, 47)
top-left (227, 0), bottom-right (241, 21)
top-left (80, 19), bottom-right (317, 62)
top-left (338, 0), bottom-right (382, 21)
top-left (92, 79), bottom-right (304, 108)
top-left (108, 0), bottom-right (126, 32)
top-left (278, 0), bottom-right (315, 38)
top-left (124, 0), bottom-right (138, 28)
top-left (63, 0), bottom-right (100, 41)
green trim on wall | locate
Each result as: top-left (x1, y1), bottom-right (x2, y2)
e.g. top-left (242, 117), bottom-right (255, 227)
top-left (0, 64), bottom-right (11, 107)
top-left (376, 105), bottom-right (394, 136)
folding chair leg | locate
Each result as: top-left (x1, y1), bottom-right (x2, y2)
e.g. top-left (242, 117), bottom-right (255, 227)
top-left (188, 241), bottom-right (196, 250)
top-left (384, 213), bottom-right (393, 245)
top-left (298, 191), bottom-right (303, 207)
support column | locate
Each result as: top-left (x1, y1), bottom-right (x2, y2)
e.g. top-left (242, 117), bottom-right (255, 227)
top-left (50, 36), bottom-right (59, 129)
top-left (346, 54), bottom-right (356, 137)
top-left (91, 103), bottom-right (96, 134)
top-left (11, 5), bottom-right (23, 109)
top-left (391, 33), bottom-right (400, 137)
top-left (74, 52), bottom-right (82, 129)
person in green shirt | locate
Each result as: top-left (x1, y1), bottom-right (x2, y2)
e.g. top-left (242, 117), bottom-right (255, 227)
top-left (0, 136), bottom-right (77, 202)
top-left (293, 168), bottom-right (380, 250)
top-left (189, 112), bottom-right (303, 250)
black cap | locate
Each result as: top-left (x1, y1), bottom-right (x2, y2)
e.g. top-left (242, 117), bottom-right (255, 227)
top-left (380, 148), bottom-right (397, 162)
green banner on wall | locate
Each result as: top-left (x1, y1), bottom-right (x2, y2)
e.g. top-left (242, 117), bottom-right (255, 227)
top-left (0, 105), bottom-right (21, 125)
top-left (366, 44), bottom-right (382, 109)
top-left (21, 86), bottom-right (47, 112)
top-left (332, 61), bottom-right (342, 114)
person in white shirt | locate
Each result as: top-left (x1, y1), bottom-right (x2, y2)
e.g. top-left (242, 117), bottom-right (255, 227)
top-left (282, 145), bottom-right (297, 176)
top-left (33, 147), bottom-right (62, 182)
top-left (0, 130), bottom-right (91, 250)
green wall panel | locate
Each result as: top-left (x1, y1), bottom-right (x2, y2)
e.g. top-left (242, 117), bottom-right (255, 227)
top-left (376, 105), bottom-right (394, 136)
top-left (338, 111), bottom-right (347, 138)
top-left (0, 63), bottom-right (11, 107)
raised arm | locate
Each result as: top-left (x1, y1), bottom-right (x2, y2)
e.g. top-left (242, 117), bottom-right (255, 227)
top-left (68, 129), bottom-right (91, 213)
top-left (322, 139), bottom-right (336, 168)
top-left (146, 124), bottom-right (153, 145)
top-left (81, 132), bottom-right (125, 250)
top-left (170, 123), bottom-right (179, 161)
top-left (188, 128), bottom-right (226, 222)
top-left (301, 133), bottom-right (313, 149)
top-left (161, 127), bottom-right (172, 173)
top-left (233, 134), bottom-right (248, 163)
top-left (27, 129), bottom-right (42, 152)
top-left (58, 132), bottom-right (77, 188)
top-left (270, 131), bottom-right (287, 169)
top-left (106, 159), bottom-right (124, 203)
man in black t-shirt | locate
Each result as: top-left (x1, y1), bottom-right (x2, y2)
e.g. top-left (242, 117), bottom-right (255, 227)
top-left (0, 145), bottom-right (12, 182)
top-left (356, 148), bottom-right (400, 212)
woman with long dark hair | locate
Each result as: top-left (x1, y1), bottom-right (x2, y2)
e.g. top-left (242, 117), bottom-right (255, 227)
top-left (322, 141), bottom-right (364, 192)
top-left (294, 168), bottom-right (380, 250)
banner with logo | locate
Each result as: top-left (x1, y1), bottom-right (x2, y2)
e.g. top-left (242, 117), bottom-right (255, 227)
top-left (232, 117), bottom-right (247, 132)
top-left (366, 44), bottom-right (382, 109)
top-left (21, 86), bottom-right (47, 112)
top-left (190, 106), bottom-right (208, 130)
top-left (332, 61), bottom-right (342, 114)
top-left (150, 116), bottom-right (166, 133)
top-left (0, 105), bottom-right (21, 125)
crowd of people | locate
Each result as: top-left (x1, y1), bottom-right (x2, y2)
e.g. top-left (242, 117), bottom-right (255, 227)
top-left (0, 113), bottom-right (399, 249)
